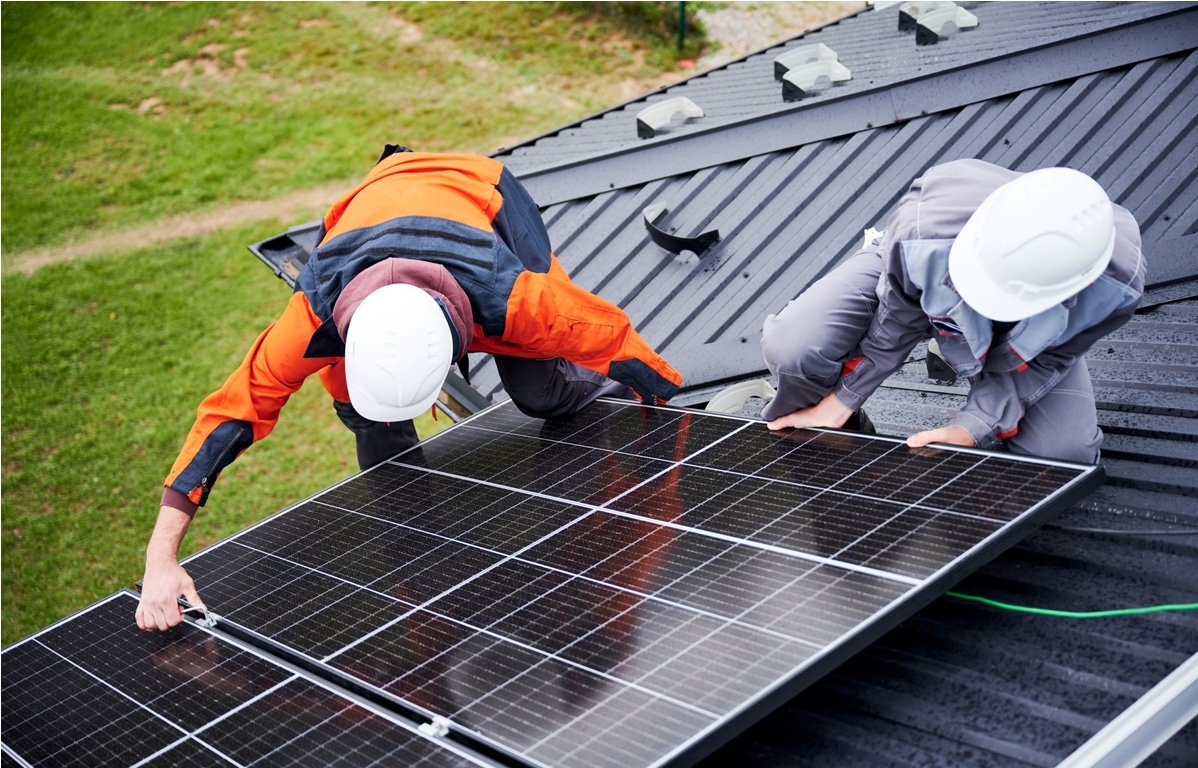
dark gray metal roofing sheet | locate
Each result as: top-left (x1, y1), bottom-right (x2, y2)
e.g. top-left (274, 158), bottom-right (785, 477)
top-left (469, 45), bottom-right (1198, 397)
top-left (245, 4), bottom-right (1198, 764)
top-left (472, 4), bottom-right (1198, 764)
top-left (496, 1), bottom-right (1192, 186)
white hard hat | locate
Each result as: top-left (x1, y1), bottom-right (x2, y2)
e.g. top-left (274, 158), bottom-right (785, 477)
top-left (344, 283), bottom-right (453, 422)
top-left (948, 167), bottom-right (1116, 322)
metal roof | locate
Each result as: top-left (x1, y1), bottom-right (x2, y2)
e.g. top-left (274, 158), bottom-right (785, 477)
top-left (497, 1), bottom-right (1191, 197)
top-left (480, 2), bottom-right (1198, 765)
top-left (477, 33), bottom-right (1198, 395)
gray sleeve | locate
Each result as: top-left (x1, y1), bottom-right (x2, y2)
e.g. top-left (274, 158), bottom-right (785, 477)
top-left (951, 362), bottom-right (1062, 447)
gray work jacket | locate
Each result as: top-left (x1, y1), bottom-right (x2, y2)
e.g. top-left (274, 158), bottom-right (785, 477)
top-left (836, 159), bottom-right (1145, 448)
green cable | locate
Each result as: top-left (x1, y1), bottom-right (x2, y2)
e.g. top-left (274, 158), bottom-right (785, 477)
top-left (945, 592), bottom-right (1198, 619)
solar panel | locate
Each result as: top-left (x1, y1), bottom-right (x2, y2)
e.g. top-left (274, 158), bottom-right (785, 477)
top-left (2, 401), bottom-right (1103, 767)
top-left (0, 591), bottom-right (498, 767)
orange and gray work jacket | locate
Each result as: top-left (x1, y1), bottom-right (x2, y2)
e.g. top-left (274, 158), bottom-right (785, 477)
top-left (162, 152), bottom-right (682, 515)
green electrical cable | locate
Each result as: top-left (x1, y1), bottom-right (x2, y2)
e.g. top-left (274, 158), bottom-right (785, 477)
top-left (945, 592), bottom-right (1198, 619)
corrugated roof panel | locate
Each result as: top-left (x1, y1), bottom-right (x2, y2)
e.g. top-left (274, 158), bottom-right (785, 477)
top-left (496, 2), bottom-right (1188, 176)
top-left (467, 47), bottom-right (1197, 402)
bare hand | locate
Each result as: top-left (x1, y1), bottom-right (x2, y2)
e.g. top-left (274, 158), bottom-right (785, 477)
top-left (136, 558), bottom-right (204, 631)
top-left (136, 505), bottom-right (203, 631)
top-left (767, 391), bottom-right (854, 431)
top-left (906, 426), bottom-right (975, 450)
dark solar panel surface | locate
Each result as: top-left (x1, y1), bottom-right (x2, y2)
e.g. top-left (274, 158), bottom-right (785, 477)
top-left (171, 400), bottom-right (1099, 768)
top-left (0, 592), bottom-right (492, 768)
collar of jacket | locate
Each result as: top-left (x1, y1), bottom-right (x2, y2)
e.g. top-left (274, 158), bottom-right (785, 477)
top-left (903, 239), bottom-right (1082, 374)
top-left (331, 257), bottom-right (474, 360)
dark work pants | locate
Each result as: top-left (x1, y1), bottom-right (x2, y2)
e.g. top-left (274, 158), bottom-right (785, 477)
top-left (334, 356), bottom-right (633, 470)
top-left (332, 400), bottom-right (420, 470)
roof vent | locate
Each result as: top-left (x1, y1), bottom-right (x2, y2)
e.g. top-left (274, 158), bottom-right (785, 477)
top-left (643, 204), bottom-right (720, 257)
top-left (636, 97), bottom-right (704, 139)
top-left (897, 1), bottom-right (949, 31)
top-left (782, 58), bottom-right (852, 102)
top-left (773, 43), bottom-right (839, 81)
top-left (898, 1), bottom-right (978, 44)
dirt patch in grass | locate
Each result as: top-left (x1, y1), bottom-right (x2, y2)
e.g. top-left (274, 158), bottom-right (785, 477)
top-left (6, 182), bottom-right (348, 275)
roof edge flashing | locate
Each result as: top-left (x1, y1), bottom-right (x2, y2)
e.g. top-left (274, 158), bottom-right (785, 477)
top-left (1056, 651), bottom-right (1198, 768)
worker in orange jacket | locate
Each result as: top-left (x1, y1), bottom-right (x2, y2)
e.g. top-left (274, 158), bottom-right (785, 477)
top-left (137, 149), bottom-right (683, 631)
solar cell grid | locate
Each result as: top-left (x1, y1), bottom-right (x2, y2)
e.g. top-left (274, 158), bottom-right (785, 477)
top-left (0, 592), bottom-right (491, 768)
top-left (3, 401), bottom-right (1101, 768)
top-left (2, 640), bottom-right (182, 766)
top-left (162, 401), bottom-right (1099, 767)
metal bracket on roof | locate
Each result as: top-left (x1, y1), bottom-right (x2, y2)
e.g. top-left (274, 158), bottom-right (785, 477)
top-left (418, 715), bottom-right (453, 739)
top-left (438, 369), bottom-right (491, 419)
top-left (782, 58), bottom-right (852, 102)
top-left (773, 43), bottom-right (839, 81)
top-left (248, 220), bottom-right (323, 288)
top-left (898, 1), bottom-right (978, 44)
top-left (897, 1), bottom-right (952, 31)
top-left (643, 204), bottom-right (719, 257)
top-left (704, 379), bottom-right (777, 415)
top-left (636, 97), bottom-right (704, 139)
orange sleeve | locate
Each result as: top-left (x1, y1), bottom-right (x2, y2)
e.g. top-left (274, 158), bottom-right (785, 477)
top-left (164, 292), bottom-right (337, 506)
top-left (473, 255), bottom-right (683, 402)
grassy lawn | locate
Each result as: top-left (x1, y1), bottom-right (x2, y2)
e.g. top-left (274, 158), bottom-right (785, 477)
top-left (1, 1), bottom-right (702, 255)
top-left (1, 225), bottom-right (357, 638)
top-left (1, 1), bottom-right (714, 645)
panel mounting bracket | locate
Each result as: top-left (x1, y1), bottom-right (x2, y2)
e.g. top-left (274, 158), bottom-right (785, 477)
top-left (418, 715), bottom-right (453, 739)
top-left (774, 43), bottom-right (840, 81)
top-left (636, 97), bottom-right (705, 139)
top-left (643, 204), bottom-right (720, 257)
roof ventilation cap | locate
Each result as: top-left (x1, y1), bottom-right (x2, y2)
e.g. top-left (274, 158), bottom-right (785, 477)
top-left (898, 1), bottom-right (978, 44)
top-left (774, 43), bottom-right (839, 81)
top-left (782, 58), bottom-right (852, 102)
top-left (636, 97), bottom-right (704, 139)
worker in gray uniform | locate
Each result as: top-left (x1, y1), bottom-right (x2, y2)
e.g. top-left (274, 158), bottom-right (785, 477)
top-left (760, 158), bottom-right (1145, 464)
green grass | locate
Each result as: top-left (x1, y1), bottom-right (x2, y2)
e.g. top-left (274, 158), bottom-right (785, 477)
top-left (2, 226), bottom-right (339, 641)
top-left (1, 0), bottom-right (712, 646)
top-left (1, 1), bottom-right (704, 255)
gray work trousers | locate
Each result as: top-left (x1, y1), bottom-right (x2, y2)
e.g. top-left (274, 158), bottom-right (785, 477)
top-left (760, 250), bottom-right (1103, 464)
top-left (335, 356), bottom-right (632, 469)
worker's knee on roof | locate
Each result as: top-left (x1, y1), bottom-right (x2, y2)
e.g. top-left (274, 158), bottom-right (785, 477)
top-left (762, 320), bottom-right (846, 388)
top-left (761, 313), bottom-right (804, 376)
top-left (1007, 432), bottom-right (1102, 465)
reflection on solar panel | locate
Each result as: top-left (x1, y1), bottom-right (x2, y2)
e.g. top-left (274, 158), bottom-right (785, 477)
top-left (1, 402), bottom-right (1102, 767)
top-left (0, 591), bottom-right (492, 767)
